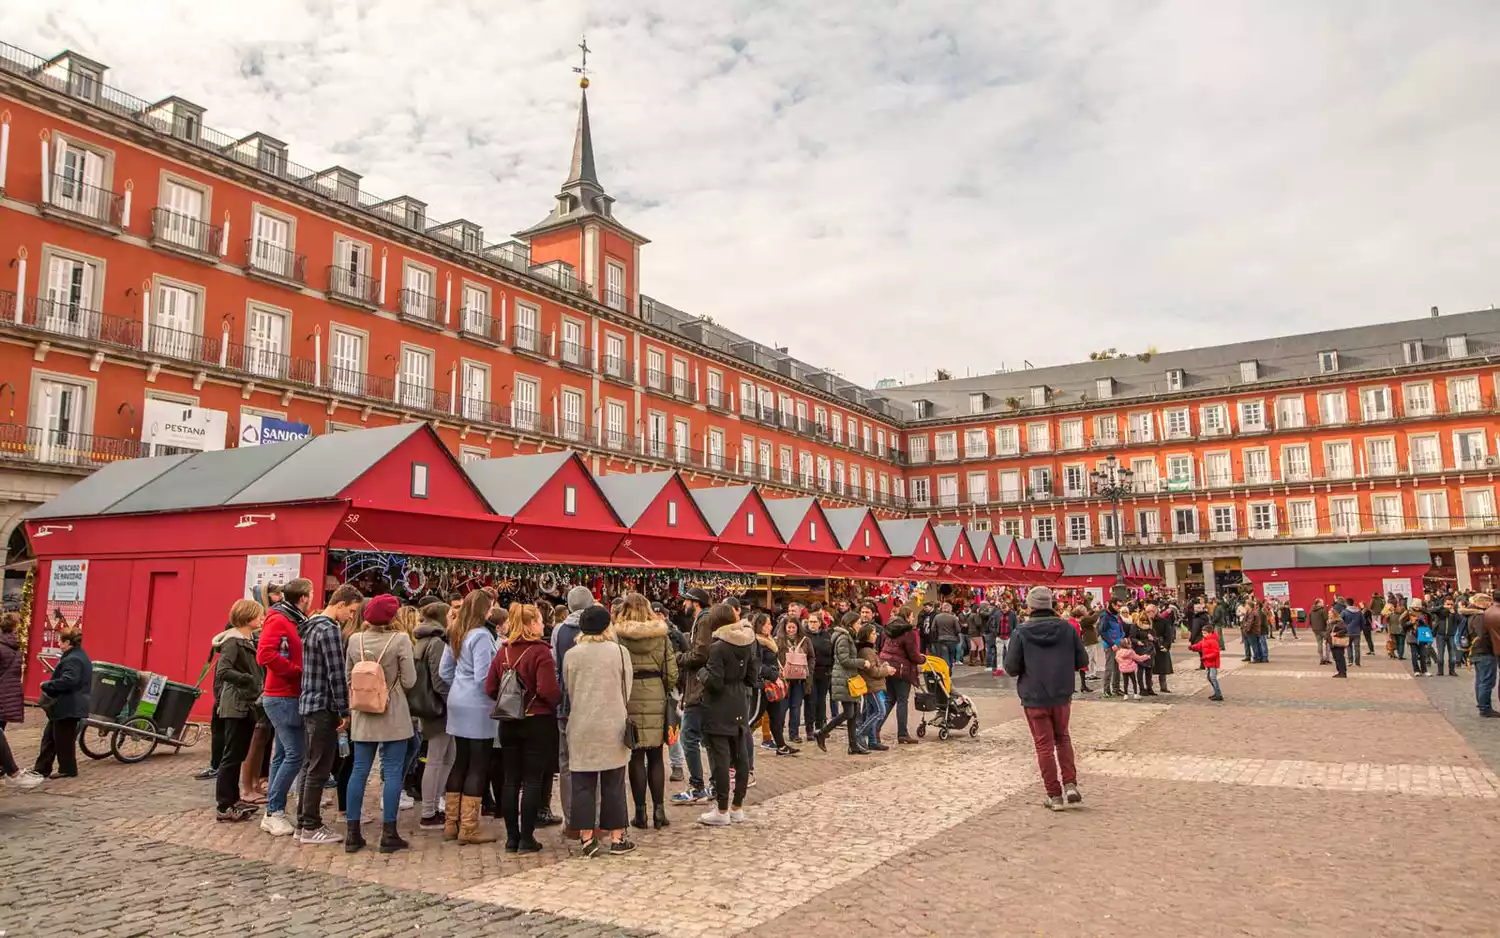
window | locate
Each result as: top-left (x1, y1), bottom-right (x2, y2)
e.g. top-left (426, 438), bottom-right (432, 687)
top-left (559, 388), bottom-right (584, 440)
top-left (1204, 452), bottom-right (1232, 487)
top-left (665, 499), bottom-right (678, 527)
top-left (31, 375), bottom-right (92, 463)
top-left (401, 262), bottom-right (436, 320)
top-left (645, 412), bottom-right (668, 458)
top-left (1095, 377), bottom-right (1113, 399)
top-left (1249, 503), bottom-right (1275, 538)
top-left (512, 376), bottom-right (539, 430)
top-left (1032, 516), bottom-right (1055, 541)
top-left (672, 418), bottom-right (691, 464)
top-left (1093, 414), bottom-right (1118, 445)
top-left (706, 370), bottom-right (725, 410)
top-left (833, 460), bottom-right (845, 494)
top-left (646, 349), bottom-right (666, 391)
top-left (967, 471), bottom-right (989, 505)
top-left (1448, 376), bottom-right (1481, 413)
top-left (994, 425), bottom-right (1019, 455)
top-left (862, 423), bottom-right (873, 452)
top-left (813, 406), bottom-right (827, 433)
top-left (1165, 369), bottom-right (1183, 391)
top-left (1172, 507), bottom-right (1198, 538)
top-left (798, 450), bottom-right (814, 487)
top-left (1099, 512), bottom-right (1117, 544)
top-left (41, 250), bottom-right (102, 338)
top-left (461, 361), bottom-right (490, 421)
top-left (1409, 434), bottom-right (1441, 473)
top-left (1066, 515), bottom-right (1090, 547)
top-left (913, 401), bottom-right (931, 419)
top-left (909, 436), bottom-right (929, 463)
top-left (1029, 386), bottom-right (1047, 407)
top-left (1200, 404), bottom-right (1228, 436)
top-left (1244, 448), bottom-right (1271, 484)
top-left (514, 302), bottom-right (540, 352)
top-left (1403, 382), bottom-right (1434, 417)
top-left (1322, 441), bottom-right (1354, 480)
top-left (779, 445), bottom-right (794, 484)
top-left (328, 327), bottom-right (366, 395)
top-left (51, 138), bottom-right (109, 219)
top-left (158, 178), bottom-right (208, 249)
top-left (935, 432), bottom-right (958, 461)
top-left (1060, 419), bottom-right (1084, 450)
top-left (910, 477), bottom-right (931, 508)
top-left (969, 518), bottom-right (989, 533)
top-left (244, 303), bottom-right (288, 379)
top-left (671, 358), bottom-right (691, 399)
top-left (746, 511), bottom-right (756, 536)
top-left (816, 456), bottom-right (831, 491)
top-left (459, 446), bottom-right (488, 465)
top-left (560, 319), bottom-right (587, 367)
top-left (847, 417), bottom-right (858, 445)
top-left (563, 485), bottom-right (577, 516)
top-left (1166, 455), bottom-right (1194, 489)
top-left (1001, 519), bottom-right (1023, 538)
top-left (1276, 396), bottom-right (1306, 429)
top-left (397, 346), bottom-right (434, 409)
top-left (150, 281), bottom-right (201, 359)
top-left (1029, 467), bottom-right (1053, 499)
top-left (969, 393), bottom-right (986, 415)
top-left (1365, 438), bottom-right (1396, 476)
top-left (1239, 360), bottom-right (1259, 382)
top-left (1329, 496), bottom-right (1359, 536)
top-left (604, 401), bottom-right (626, 450)
top-left (250, 209), bottom-right (295, 278)
top-left (1238, 400), bottom-right (1265, 431)
top-left (1128, 411), bottom-right (1153, 443)
top-left (1136, 509), bottom-right (1160, 542)
top-left (877, 429), bottom-right (887, 456)
top-left (760, 441), bottom-right (773, 480)
top-left (964, 428), bottom-right (987, 458)
top-left (1454, 429), bottom-right (1486, 470)
top-left (1462, 489), bottom-right (1495, 528)
top-left (937, 475), bottom-right (959, 507)
top-left (1359, 386), bottom-right (1392, 422)
top-left (1164, 408), bottom-right (1190, 439)
top-left (998, 470), bottom-right (1022, 503)
top-left (1317, 391), bottom-right (1347, 425)
top-left (1402, 340), bottom-right (1424, 364)
top-left (1062, 465), bottom-right (1087, 497)
top-left (831, 415), bottom-right (843, 444)
top-left (1372, 493), bottom-right (1403, 534)
top-left (1210, 505), bottom-right (1235, 538)
top-left (461, 283), bottom-right (491, 336)
top-left (707, 428), bottom-right (725, 470)
top-left (1130, 457), bottom-right (1158, 492)
top-left (1288, 500), bottom-right (1317, 536)
top-left (1026, 422), bottom-right (1051, 452)
top-left (1318, 350), bottom-right (1339, 374)
top-left (410, 463), bottom-right (429, 499)
top-left (1447, 335), bottom-right (1469, 359)
top-left (605, 261), bottom-right (626, 311)
top-left (1416, 491), bottom-right (1449, 531)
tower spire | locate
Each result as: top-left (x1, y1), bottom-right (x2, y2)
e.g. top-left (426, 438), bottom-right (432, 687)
top-left (564, 35), bottom-right (599, 190)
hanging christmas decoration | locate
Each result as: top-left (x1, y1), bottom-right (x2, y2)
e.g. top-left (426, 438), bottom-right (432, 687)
top-left (16, 567), bottom-right (34, 678)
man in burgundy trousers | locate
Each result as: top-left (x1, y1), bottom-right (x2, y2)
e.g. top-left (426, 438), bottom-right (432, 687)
top-left (1002, 586), bottom-right (1090, 810)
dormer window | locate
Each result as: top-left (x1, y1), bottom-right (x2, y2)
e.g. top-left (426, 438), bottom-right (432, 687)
top-left (405, 204), bottom-right (425, 231)
top-left (1318, 350), bottom-right (1339, 374)
top-left (1239, 360), bottom-right (1259, 382)
top-left (913, 400), bottom-right (932, 419)
top-left (1095, 377), bottom-right (1114, 399)
top-left (1165, 369), bottom-right (1183, 391)
top-left (1446, 335), bottom-right (1468, 359)
top-left (1403, 340), bottom-right (1424, 364)
top-left (1028, 385), bottom-right (1047, 407)
top-left (968, 393), bottom-right (987, 415)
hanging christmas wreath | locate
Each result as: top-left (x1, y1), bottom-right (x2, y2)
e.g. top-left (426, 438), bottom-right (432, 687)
top-left (538, 571), bottom-right (560, 595)
top-left (403, 566), bottom-right (428, 596)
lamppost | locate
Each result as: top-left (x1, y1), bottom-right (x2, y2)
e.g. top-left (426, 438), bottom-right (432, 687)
top-left (1090, 454), bottom-right (1134, 601)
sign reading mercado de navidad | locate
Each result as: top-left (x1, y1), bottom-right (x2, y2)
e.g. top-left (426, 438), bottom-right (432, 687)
top-left (14, 422), bottom-right (1173, 713)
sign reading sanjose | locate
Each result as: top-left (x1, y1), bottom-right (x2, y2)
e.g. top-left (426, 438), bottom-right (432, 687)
top-left (142, 398), bottom-right (227, 454)
top-left (239, 414), bottom-right (312, 447)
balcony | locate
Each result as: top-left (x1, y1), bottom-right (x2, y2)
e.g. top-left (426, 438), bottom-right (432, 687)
top-left (1164, 426), bottom-right (1194, 441)
top-left (510, 407), bottom-right (542, 433)
top-left (0, 424), bottom-right (144, 468)
top-left (559, 341), bottom-right (594, 374)
top-left (601, 355), bottom-right (635, 386)
top-left (964, 447), bottom-right (989, 461)
top-left (224, 341), bottom-right (316, 385)
top-left (644, 369), bottom-right (671, 397)
top-left (1091, 434), bottom-right (1120, 449)
top-left (395, 380), bottom-right (451, 415)
top-left (1209, 528), bottom-right (1238, 542)
top-left (18, 297), bottom-right (140, 349)
top-left (604, 287), bottom-right (628, 312)
top-left (1457, 457), bottom-right (1490, 472)
top-left (40, 173), bottom-right (123, 233)
top-left (512, 325), bottom-right (547, 360)
top-left (1201, 424), bottom-right (1230, 439)
top-left (398, 289), bottom-right (444, 329)
top-left (149, 208), bottom-right (222, 261)
top-left (908, 450), bottom-right (930, 465)
top-left (144, 323), bottom-right (220, 366)
top-left (672, 377), bottom-right (697, 402)
top-left (326, 266), bottom-right (381, 310)
top-left (458, 397), bottom-right (509, 428)
top-left (1129, 430), bottom-right (1154, 444)
top-left (998, 487), bottom-right (1024, 504)
top-left (706, 389), bottom-right (731, 413)
top-left (244, 238), bottom-right (308, 287)
top-left (934, 448), bottom-right (959, 463)
top-left (457, 307), bottom-right (504, 347)
top-left (1172, 530), bottom-right (1200, 544)
top-left (1204, 472), bottom-right (1234, 489)
top-left (1409, 457), bottom-right (1443, 475)
top-left (326, 366), bottom-right (395, 402)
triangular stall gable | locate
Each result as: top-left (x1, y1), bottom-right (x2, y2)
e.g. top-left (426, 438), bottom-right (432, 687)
top-left (822, 506), bottom-right (892, 578)
top-left (466, 452), bottom-right (625, 564)
top-left (876, 518), bottom-right (945, 580)
top-left (690, 485), bottom-right (786, 572)
top-left (597, 471), bottom-right (717, 568)
top-left (765, 497), bottom-right (842, 576)
top-left (992, 535), bottom-right (1027, 585)
top-left (932, 523), bottom-right (978, 582)
top-left (1038, 540), bottom-right (1065, 583)
top-left (1015, 538), bottom-right (1046, 582)
top-left (965, 528), bottom-right (1003, 585)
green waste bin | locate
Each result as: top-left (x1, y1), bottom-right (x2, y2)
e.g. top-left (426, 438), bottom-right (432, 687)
top-left (88, 662), bottom-right (142, 721)
top-left (146, 680), bottom-right (202, 740)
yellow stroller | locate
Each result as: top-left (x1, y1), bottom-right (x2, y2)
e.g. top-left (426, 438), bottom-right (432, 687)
top-left (914, 655), bottom-right (978, 740)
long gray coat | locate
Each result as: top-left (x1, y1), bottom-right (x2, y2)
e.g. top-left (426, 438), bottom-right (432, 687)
top-left (562, 638), bottom-right (633, 772)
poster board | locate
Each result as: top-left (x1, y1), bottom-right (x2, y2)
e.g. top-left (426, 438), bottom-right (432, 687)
top-left (1262, 581), bottom-right (1290, 601)
top-left (245, 554), bottom-right (301, 599)
top-left (43, 559), bottom-right (89, 657)
top-left (1382, 577), bottom-right (1412, 600)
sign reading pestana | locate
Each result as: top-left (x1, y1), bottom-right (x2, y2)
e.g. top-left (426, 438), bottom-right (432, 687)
top-left (142, 398), bottom-right (227, 453)
top-left (239, 413), bottom-right (312, 447)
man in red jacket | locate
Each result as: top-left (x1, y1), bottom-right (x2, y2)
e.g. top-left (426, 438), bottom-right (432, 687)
top-left (255, 577), bottom-right (313, 836)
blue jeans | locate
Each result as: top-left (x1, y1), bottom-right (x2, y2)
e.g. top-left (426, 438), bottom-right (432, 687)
top-left (681, 707), bottom-right (706, 792)
top-left (859, 690), bottom-right (887, 746)
top-left (346, 738), bottom-right (409, 824)
top-left (668, 735), bottom-right (684, 769)
top-left (984, 634), bottom-right (998, 670)
top-left (1256, 635), bottom-right (1269, 662)
top-left (261, 695), bottom-right (304, 816)
top-left (1474, 654), bottom-right (1497, 714)
top-left (1205, 667), bottom-right (1221, 697)
top-left (785, 681), bottom-right (806, 738)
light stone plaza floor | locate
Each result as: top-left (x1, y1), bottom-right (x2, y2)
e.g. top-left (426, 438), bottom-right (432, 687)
top-left (2, 630), bottom-right (1496, 937)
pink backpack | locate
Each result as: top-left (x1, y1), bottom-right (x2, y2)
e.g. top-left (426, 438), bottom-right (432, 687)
top-left (349, 632), bottom-right (397, 714)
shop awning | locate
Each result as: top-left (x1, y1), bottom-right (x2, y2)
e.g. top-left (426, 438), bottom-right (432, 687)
top-left (464, 452), bottom-right (625, 565)
top-left (964, 528), bottom-right (1004, 583)
top-left (1038, 541), bottom-right (1065, 583)
top-left (689, 485), bottom-right (787, 573)
top-left (823, 506), bottom-right (892, 578)
top-left (876, 518), bottom-right (946, 580)
top-left (993, 535), bottom-right (1027, 585)
top-left (596, 471), bottom-right (717, 569)
top-left (765, 497), bottom-right (844, 576)
top-left (933, 523), bottom-right (981, 583)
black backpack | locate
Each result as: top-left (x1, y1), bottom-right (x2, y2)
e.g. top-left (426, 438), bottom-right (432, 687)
top-left (408, 635), bottom-right (447, 719)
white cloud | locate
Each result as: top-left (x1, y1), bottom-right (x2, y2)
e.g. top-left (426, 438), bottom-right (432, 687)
top-left (6, 0), bottom-right (1499, 386)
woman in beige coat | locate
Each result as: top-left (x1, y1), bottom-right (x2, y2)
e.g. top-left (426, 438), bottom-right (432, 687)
top-left (560, 605), bottom-right (635, 857)
top-left (613, 592), bottom-right (679, 831)
top-left (342, 594), bottom-right (416, 854)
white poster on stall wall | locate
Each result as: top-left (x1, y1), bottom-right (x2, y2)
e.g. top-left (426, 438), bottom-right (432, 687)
top-left (245, 554), bottom-right (301, 599)
top-left (1084, 587), bottom-right (1105, 607)
top-left (1263, 581), bottom-right (1290, 601)
top-left (1382, 577), bottom-right (1413, 600)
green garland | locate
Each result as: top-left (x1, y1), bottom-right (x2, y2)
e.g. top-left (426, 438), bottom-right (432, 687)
top-left (17, 567), bottom-right (33, 678)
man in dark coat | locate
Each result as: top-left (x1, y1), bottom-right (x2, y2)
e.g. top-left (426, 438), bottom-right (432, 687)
top-left (34, 627), bottom-right (92, 779)
top-left (671, 588), bottom-right (715, 805)
top-left (1003, 588), bottom-right (1088, 811)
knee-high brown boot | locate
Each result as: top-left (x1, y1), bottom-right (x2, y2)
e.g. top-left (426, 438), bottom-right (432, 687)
top-left (458, 795), bottom-right (497, 845)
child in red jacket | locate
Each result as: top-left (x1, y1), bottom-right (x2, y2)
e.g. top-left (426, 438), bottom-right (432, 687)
top-left (1189, 631), bottom-right (1223, 701)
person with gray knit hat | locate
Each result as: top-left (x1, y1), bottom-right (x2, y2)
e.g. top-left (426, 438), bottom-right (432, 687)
top-left (551, 585), bottom-right (596, 838)
top-left (1002, 586), bottom-right (1089, 811)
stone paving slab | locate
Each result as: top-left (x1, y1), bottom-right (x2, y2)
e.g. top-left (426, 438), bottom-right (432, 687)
top-left (1083, 750), bottom-right (1500, 797)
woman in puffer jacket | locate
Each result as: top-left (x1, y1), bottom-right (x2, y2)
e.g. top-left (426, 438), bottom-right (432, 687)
top-left (878, 603), bottom-right (924, 744)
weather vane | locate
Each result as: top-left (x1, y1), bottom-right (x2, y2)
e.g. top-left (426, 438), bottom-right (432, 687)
top-left (573, 35), bottom-right (591, 89)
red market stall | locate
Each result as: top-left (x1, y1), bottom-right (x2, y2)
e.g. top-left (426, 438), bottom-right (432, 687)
top-left (464, 452), bottom-right (626, 565)
top-left (689, 485), bottom-right (787, 573)
top-left (1015, 538), bottom-right (1047, 584)
top-left (594, 471), bottom-right (718, 569)
top-left (932, 523), bottom-right (982, 583)
top-left (823, 506), bottom-right (893, 579)
top-left (876, 518), bottom-right (947, 580)
top-left (965, 528), bottom-right (1005, 584)
top-left (1037, 540), bottom-right (1066, 584)
top-left (765, 497), bottom-right (844, 577)
top-left (992, 535), bottom-right (1028, 585)
top-left (1242, 540), bottom-right (1431, 612)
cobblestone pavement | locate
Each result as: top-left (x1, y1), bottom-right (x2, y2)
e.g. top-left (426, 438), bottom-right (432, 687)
top-left (2, 630), bottom-right (1495, 937)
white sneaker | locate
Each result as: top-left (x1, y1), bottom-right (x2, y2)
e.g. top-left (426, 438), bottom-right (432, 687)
top-left (698, 808), bottom-right (730, 827)
top-left (729, 808), bottom-right (746, 824)
top-left (260, 811), bottom-right (295, 837)
top-left (4, 769), bottom-right (44, 790)
top-left (297, 825), bottom-right (341, 846)
top-left (399, 792), bottom-right (415, 811)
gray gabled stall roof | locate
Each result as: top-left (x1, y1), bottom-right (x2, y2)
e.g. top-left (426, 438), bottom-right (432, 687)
top-left (993, 534), bottom-right (1018, 563)
top-left (1016, 537), bottom-right (1039, 566)
top-left (933, 523), bottom-right (965, 560)
top-left (1242, 539), bottom-right (1431, 571)
top-left (462, 451), bottom-right (577, 518)
top-left (823, 507), bottom-right (877, 551)
top-left (26, 422), bottom-right (430, 520)
top-left (595, 471), bottom-right (676, 528)
top-left (764, 497), bottom-right (817, 544)
top-left (965, 528), bottom-right (991, 562)
top-left (688, 485), bottom-right (761, 537)
top-left (878, 518), bottom-right (931, 557)
top-left (1062, 553), bottom-right (1119, 577)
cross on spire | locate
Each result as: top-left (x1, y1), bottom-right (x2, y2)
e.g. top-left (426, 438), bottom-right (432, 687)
top-left (573, 35), bottom-right (591, 88)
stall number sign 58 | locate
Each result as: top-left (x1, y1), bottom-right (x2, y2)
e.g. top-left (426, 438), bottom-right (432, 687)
top-left (346, 514), bottom-right (360, 524)
top-left (135, 673), bottom-right (167, 718)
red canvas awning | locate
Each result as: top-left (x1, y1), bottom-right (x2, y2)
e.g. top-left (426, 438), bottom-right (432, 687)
top-left (689, 485), bottom-right (787, 573)
top-left (876, 518), bottom-right (947, 580)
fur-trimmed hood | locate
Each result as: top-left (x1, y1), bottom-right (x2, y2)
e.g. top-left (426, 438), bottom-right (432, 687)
top-left (614, 617), bottom-right (669, 641)
top-left (712, 621), bottom-right (755, 646)
top-left (754, 633), bottom-right (778, 653)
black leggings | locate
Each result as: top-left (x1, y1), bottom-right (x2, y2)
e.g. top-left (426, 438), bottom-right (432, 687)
top-left (446, 736), bottom-right (490, 797)
top-left (628, 746), bottom-right (665, 810)
top-left (0, 720), bottom-right (18, 776)
top-left (705, 732), bottom-right (748, 812)
top-left (762, 695), bottom-right (788, 749)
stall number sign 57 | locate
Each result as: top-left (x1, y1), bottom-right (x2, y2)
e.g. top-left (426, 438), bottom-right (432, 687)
top-left (135, 673), bottom-right (167, 718)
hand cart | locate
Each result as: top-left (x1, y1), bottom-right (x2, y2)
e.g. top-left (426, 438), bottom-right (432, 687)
top-left (44, 658), bottom-right (207, 764)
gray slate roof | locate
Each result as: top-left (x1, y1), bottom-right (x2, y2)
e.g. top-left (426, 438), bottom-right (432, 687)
top-left (1242, 539), bottom-right (1431, 571)
top-left (462, 451), bottom-right (577, 518)
top-left (881, 307), bottom-right (1500, 421)
top-left (878, 518), bottom-right (932, 557)
top-left (993, 535), bottom-right (1018, 565)
top-left (688, 485), bottom-right (760, 537)
top-left (26, 422), bottom-right (428, 519)
top-left (1062, 553), bottom-right (1118, 577)
top-left (823, 507), bottom-right (884, 552)
top-left (764, 497), bottom-right (817, 545)
top-left (965, 528), bottom-right (992, 563)
top-left (595, 471), bottom-right (674, 528)
top-left (933, 523), bottom-right (965, 561)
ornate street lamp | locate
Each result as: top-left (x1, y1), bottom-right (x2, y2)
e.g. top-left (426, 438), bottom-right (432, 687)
top-left (1090, 454), bottom-right (1134, 601)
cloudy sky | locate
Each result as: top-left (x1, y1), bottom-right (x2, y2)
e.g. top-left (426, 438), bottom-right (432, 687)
top-left (6, 1), bottom-right (1499, 386)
